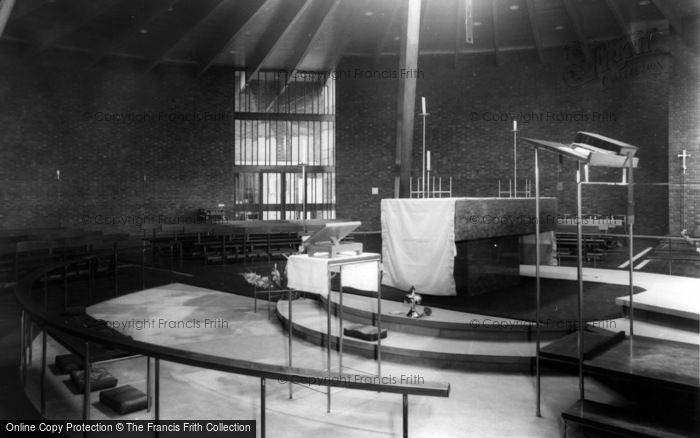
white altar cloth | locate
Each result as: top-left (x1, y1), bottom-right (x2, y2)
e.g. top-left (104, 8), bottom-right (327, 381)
top-left (381, 198), bottom-right (457, 296)
top-left (286, 253), bottom-right (380, 296)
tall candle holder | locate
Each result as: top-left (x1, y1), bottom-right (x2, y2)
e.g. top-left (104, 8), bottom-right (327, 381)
top-left (513, 120), bottom-right (518, 198)
top-left (420, 97), bottom-right (429, 198)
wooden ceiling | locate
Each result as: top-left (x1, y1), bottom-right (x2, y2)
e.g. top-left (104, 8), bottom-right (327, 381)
top-left (1, 0), bottom-right (698, 74)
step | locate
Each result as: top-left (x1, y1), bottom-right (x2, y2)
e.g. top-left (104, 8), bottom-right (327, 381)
top-left (277, 298), bottom-right (551, 372)
top-left (322, 292), bottom-right (570, 341)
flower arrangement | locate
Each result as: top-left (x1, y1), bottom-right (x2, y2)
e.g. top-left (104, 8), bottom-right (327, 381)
top-left (241, 263), bottom-right (285, 290)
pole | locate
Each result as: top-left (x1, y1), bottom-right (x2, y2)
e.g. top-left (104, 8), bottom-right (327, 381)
top-left (576, 161), bottom-right (584, 401)
top-left (513, 121), bottom-right (518, 197)
top-left (628, 159), bottom-right (635, 337)
top-left (421, 113), bottom-right (427, 198)
top-left (534, 146), bottom-right (541, 417)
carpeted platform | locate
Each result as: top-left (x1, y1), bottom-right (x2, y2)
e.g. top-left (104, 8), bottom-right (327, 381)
top-left (346, 278), bottom-right (644, 323)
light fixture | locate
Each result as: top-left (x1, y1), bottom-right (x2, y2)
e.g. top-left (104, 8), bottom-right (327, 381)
top-left (555, 25), bottom-right (565, 31)
top-left (509, 4), bottom-right (520, 11)
top-left (473, 21), bottom-right (482, 26)
top-left (139, 28), bottom-right (148, 34)
top-left (364, 11), bottom-right (374, 17)
top-left (638, 0), bottom-right (650, 5)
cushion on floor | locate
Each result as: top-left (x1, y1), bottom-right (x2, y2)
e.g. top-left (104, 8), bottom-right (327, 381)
top-left (70, 367), bottom-right (118, 392)
top-left (55, 354), bottom-right (83, 374)
top-left (343, 324), bottom-right (388, 341)
top-left (100, 385), bottom-right (148, 415)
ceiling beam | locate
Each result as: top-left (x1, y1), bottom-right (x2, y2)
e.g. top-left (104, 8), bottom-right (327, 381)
top-left (197, 0), bottom-right (275, 77)
top-left (396, 0), bottom-right (422, 198)
top-left (7, 0), bottom-right (44, 21)
top-left (649, 0), bottom-right (683, 36)
top-left (562, 0), bottom-right (591, 62)
top-left (524, 0), bottom-right (544, 63)
top-left (243, 0), bottom-right (313, 89)
top-left (143, 0), bottom-right (226, 72)
top-left (326, 0), bottom-right (371, 72)
top-left (89, 0), bottom-right (177, 67)
top-left (491, 0), bottom-right (502, 66)
top-left (603, 0), bottom-right (628, 34)
top-left (0, 0), bottom-right (15, 36)
top-left (263, 0), bottom-right (342, 112)
top-left (453, 0), bottom-right (463, 68)
top-left (26, 0), bottom-right (121, 57)
top-left (373, 0), bottom-right (401, 65)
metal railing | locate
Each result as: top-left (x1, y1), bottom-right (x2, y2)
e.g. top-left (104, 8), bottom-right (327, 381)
top-left (14, 242), bottom-right (450, 438)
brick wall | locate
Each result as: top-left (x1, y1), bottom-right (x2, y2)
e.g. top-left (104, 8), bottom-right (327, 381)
top-left (337, 42), bottom-right (673, 234)
top-left (1, 35), bottom-right (686, 236)
top-left (0, 43), bottom-right (235, 234)
top-left (668, 35), bottom-right (700, 236)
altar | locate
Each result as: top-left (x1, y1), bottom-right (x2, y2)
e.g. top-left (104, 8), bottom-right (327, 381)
top-left (381, 197), bottom-right (557, 296)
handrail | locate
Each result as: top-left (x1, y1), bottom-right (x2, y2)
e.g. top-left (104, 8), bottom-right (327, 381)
top-left (15, 250), bottom-right (449, 437)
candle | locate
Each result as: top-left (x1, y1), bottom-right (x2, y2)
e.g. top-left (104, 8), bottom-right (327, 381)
top-left (421, 96), bottom-right (426, 114)
top-left (427, 151), bottom-right (431, 171)
top-left (513, 120), bottom-right (517, 131)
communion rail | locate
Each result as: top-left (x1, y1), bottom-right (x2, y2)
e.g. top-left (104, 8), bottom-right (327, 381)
top-left (15, 250), bottom-right (450, 438)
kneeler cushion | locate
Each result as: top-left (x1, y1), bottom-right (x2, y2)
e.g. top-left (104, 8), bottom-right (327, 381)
top-left (70, 368), bottom-right (118, 392)
top-left (100, 385), bottom-right (148, 415)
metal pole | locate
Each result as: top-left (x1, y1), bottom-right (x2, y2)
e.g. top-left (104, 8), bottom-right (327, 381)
top-left (628, 160), bottom-right (635, 337)
top-left (513, 123), bottom-right (518, 197)
top-left (403, 394), bottom-right (408, 438)
top-left (155, 358), bottom-right (160, 421)
top-left (377, 265), bottom-right (382, 377)
top-left (114, 241), bottom-right (119, 296)
top-left (576, 161), bottom-right (585, 401)
top-left (19, 310), bottom-right (25, 387)
top-left (40, 327), bottom-right (47, 416)
top-left (261, 378), bottom-right (266, 438)
top-left (141, 240), bottom-right (146, 290)
top-left (288, 289), bottom-right (293, 399)
top-left (327, 267), bottom-right (332, 413)
top-left (422, 114), bottom-right (426, 198)
top-left (339, 271), bottom-right (344, 374)
top-left (534, 146), bottom-right (542, 417)
top-left (83, 342), bottom-right (90, 421)
top-left (147, 357), bottom-right (152, 412)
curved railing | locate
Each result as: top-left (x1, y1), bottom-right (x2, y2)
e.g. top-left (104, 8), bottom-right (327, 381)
top-left (14, 245), bottom-right (450, 438)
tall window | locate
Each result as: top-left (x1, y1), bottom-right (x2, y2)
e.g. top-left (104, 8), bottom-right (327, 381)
top-left (233, 71), bottom-right (336, 220)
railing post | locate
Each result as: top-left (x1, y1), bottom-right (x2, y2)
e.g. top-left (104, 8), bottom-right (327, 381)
top-left (169, 243), bottom-right (174, 284)
top-left (19, 310), bottom-right (25, 387)
top-left (147, 357), bottom-right (152, 412)
top-left (83, 342), bottom-right (90, 421)
top-left (40, 327), bottom-right (47, 416)
top-left (377, 266), bottom-right (382, 377)
top-left (43, 274), bottom-right (48, 310)
top-left (260, 378), bottom-right (266, 438)
top-left (403, 394), bottom-right (408, 438)
top-left (63, 265), bottom-right (68, 308)
top-left (288, 289), bottom-right (293, 399)
top-left (113, 241), bottom-right (119, 297)
top-left (141, 241), bottom-right (146, 290)
top-left (155, 358), bottom-right (160, 420)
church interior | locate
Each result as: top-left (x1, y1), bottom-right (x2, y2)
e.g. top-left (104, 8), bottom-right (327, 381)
top-left (1, 0), bottom-right (699, 436)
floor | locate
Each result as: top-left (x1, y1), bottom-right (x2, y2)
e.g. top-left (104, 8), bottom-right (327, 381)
top-left (25, 283), bottom-right (628, 438)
